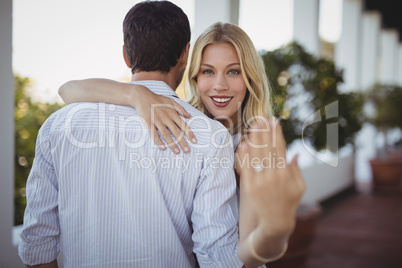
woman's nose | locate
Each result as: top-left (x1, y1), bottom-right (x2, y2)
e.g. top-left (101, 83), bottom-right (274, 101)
top-left (214, 73), bottom-right (228, 91)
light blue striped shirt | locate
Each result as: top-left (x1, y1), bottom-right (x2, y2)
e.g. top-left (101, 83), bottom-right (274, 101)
top-left (18, 81), bottom-right (243, 268)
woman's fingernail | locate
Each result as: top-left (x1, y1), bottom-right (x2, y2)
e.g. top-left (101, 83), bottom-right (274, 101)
top-left (184, 147), bottom-right (189, 152)
top-left (192, 138), bottom-right (197, 143)
top-left (175, 148), bottom-right (180, 154)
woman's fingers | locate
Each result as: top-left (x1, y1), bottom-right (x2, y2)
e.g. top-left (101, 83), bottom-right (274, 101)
top-left (141, 98), bottom-right (197, 154)
top-left (241, 117), bottom-right (287, 163)
top-left (149, 125), bottom-right (167, 151)
top-left (143, 114), bottom-right (181, 154)
top-left (154, 115), bottom-right (193, 154)
top-left (173, 117), bottom-right (197, 146)
top-left (165, 121), bottom-right (190, 153)
top-left (157, 109), bottom-right (196, 153)
top-left (272, 118), bottom-right (287, 160)
top-left (170, 100), bottom-right (196, 144)
top-left (236, 118), bottom-right (306, 235)
top-left (171, 99), bottom-right (191, 119)
top-left (157, 126), bottom-right (181, 154)
top-left (289, 154), bottom-right (306, 192)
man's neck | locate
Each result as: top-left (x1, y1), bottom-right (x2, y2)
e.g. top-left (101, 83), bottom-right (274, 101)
top-left (131, 71), bottom-right (180, 91)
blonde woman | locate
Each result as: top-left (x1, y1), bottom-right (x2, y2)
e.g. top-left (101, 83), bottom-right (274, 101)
top-left (59, 22), bottom-right (305, 267)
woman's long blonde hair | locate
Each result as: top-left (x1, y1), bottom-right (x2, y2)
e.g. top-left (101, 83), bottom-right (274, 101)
top-left (186, 22), bottom-right (273, 134)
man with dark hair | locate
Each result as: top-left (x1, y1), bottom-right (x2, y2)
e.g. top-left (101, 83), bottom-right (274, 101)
top-left (123, 0), bottom-right (191, 74)
top-left (18, 1), bottom-right (242, 267)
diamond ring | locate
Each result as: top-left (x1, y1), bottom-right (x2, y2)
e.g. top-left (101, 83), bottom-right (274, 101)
top-left (253, 164), bottom-right (264, 173)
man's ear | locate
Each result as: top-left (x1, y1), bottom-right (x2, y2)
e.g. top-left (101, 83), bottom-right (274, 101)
top-left (179, 42), bottom-right (190, 64)
top-left (122, 45), bottom-right (131, 68)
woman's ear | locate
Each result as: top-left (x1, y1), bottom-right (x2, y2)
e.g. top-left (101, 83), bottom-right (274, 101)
top-left (122, 45), bottom-right (131, 68)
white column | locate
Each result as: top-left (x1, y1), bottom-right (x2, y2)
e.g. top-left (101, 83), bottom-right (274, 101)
top-left (379, 29), bottom-right (399, 85)
top-left (293, 0), bottom-right (320, 56)
top-left (193, 0), bottom-right (239, 42)
top-left (397, 44), bottom-right (402, 86)
top-left (355, 11), bottom-right (381, 184)
top-left (359, 11), bottom-right (381, 91)
top-left (335, 0), bottom-right (362, 92)
top-left (0, 0), bottom-right (23, 266)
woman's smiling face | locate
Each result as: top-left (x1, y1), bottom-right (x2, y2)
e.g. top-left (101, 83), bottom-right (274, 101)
top-left (196, 42), bottom-right (247, 129)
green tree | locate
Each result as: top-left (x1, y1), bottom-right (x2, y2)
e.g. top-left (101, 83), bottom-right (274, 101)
top-left (14, 74), bottom-right (63, 225)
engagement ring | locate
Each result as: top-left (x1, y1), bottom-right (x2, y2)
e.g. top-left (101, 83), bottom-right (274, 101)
top-left (253, 164), bottom-right (264, 173)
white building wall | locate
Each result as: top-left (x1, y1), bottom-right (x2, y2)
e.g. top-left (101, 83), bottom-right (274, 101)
top-left (293, 0), bottom-right (320, 56)
top-left (0, 0), bottom-right (24, 266)
top-left (193, 0), bottom-right (239, 43)
top-left (360, 11), bottom-right (381, 90)
top-left (335, 0), bottom-right (362, 92)
top-left (379, 29), bottom-right (399, 85)
top-left (301, 155), bottom-right (355, 204)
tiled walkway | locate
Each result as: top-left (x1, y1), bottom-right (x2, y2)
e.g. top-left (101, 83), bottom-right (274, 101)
top-left (304, 182), bottom-right (402, 268)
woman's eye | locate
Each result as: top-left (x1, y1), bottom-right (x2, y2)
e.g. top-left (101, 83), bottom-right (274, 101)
top-left (201, 69), bottom-right (213, 75)
top-left (228, 69), bottom-right (240, 75)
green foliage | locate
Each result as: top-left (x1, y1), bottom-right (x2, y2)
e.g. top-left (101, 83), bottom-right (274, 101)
top-left (261, 41), bottom-right (365, 152)
top-left (365, 84), bottom-right (402, 153)
top-left (14, 74), bottom-right (63, 225)
top-left (366, 84), bottom-right (402, 131)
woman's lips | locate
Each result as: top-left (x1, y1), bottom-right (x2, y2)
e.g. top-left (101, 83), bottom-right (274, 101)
top-left (210, 96), bottom-right (233, 107)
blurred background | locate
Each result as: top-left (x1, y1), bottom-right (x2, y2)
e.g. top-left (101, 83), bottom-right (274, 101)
top-left (1, 0), bottom-right (402, 267)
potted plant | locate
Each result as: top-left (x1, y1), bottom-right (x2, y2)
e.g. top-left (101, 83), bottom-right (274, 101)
top-left (365, 84), bottom-right (402, 189)
top-left (259, 42), bottom-right (365, 267)
top-left (261, 41), bottom-right (365, 153)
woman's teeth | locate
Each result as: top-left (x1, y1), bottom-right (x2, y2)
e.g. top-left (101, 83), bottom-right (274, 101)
top-left (212, 97), bottom-right (231, 103)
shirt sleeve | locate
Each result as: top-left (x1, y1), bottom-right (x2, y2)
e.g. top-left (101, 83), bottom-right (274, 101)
top-left (191, 130), bottom-right (244, 268)
top-left (18, 123), bottom-right (60, 266)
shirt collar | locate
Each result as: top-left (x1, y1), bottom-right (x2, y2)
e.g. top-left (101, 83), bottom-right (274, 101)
top-left (128, 80), bottom-right (179, 99)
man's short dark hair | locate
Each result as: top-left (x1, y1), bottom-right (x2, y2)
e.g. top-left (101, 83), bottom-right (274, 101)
top-left (123, 0), bottom-right (191, 73)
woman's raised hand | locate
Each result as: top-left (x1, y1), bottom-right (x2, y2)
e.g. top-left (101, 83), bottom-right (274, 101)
top-left (132, 86), bottom-right (197, 154)
top-left (235, 117), bottom-right (305, 237)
